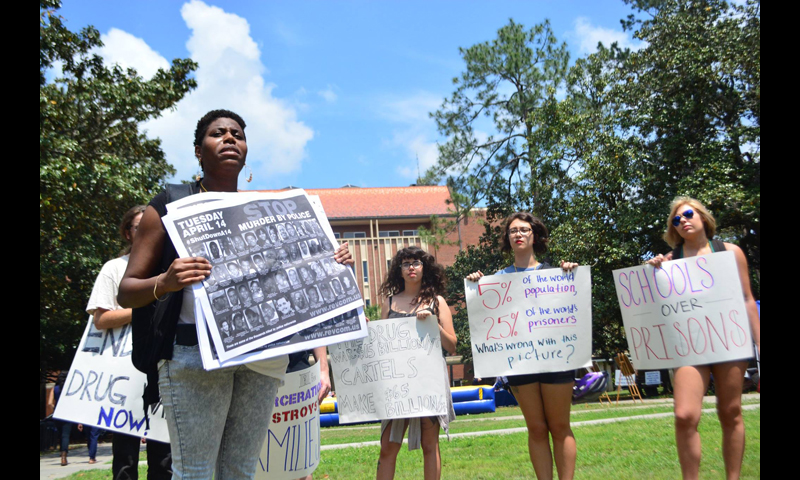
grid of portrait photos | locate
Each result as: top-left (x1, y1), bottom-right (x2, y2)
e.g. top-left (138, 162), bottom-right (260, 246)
top-left (163, 190), bottom-right (365, 362)
top-left (195, 300), bottom-right (366, 371)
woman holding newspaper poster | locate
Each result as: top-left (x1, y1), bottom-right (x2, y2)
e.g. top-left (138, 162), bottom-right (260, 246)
top-left (466, 212), bottom-right (578, 480)
top-left (119, 110), bottom-right (353, 480)
top-left (376, 246), bottom-right (457, 480)
top-left (648, 197), bottom-right (760, 480)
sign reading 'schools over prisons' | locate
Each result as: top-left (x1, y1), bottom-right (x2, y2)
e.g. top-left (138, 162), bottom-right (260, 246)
top-left (465, 267), bottom-right (592, 378)
top-left (161, 189), bottom-right (364, 362)
top-left (257, 363), bottom-right (321, 480)
top-left (54, 318), bottom-right (169, 443)
top-left (329, 316), bottom-right (448, 424)
top-left (613, 251), bottom-right (754, 370)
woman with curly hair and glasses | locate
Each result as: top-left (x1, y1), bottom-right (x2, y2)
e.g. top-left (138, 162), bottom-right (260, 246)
top-left (375, 246), bottom-right (456, 480)
top-left (466, 212), bottom-right (578, 480)
top-left (648, 196), bottom-right (760, 480)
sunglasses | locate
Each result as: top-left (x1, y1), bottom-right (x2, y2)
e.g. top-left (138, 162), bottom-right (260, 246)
top-left (672, 209), bottom-right (695, 226)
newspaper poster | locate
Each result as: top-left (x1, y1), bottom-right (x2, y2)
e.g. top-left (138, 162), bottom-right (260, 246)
top-left (194, 299), bottom-right (368, 370)
top-left (329, 316), bottom-right (448, 424)
top-left (256, 363), bottom-right (321, 480)
top-left (465, 267), bottom-right (593, 378)
top-left (53, 318), bottom-right (169, 443)
top-left (162, 189), bottom-right (364, 361)
top-left (613, 251), bottom-right (754, 370)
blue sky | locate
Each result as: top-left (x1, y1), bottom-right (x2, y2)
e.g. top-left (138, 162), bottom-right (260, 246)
top-left (55, 0), bottom-right (643, 191)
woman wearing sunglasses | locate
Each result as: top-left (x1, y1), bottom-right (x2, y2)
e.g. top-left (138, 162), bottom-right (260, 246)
top-left (466, 212), bottom-right (578, 480)
top-left (648, 196), bottom-right (760, 480)
top-left (376, 246), bottom-right (457, 480)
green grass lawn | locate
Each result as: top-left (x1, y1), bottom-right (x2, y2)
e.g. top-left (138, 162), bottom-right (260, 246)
top-left (62, 403), bottom-right (760, 479)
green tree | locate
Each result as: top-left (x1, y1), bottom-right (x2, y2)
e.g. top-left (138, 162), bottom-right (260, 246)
top-left (417, 214), bottom-right (454, 260)
top-left (617, 0), bottom-right (760, 286)
top-left (426, 19), bottom-right (572, 224)
top-left (40, 0), bottom-right (197, 375)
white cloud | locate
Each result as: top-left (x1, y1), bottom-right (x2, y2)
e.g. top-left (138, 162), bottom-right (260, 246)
top-left (318, 86), bottom-right (338, 103)
top-left (571, 17), bottom-right (646, 55)
top-left (139, 0), bottom-right (313, 186)
top-left (96, 28), bottom-right (170, 78)
top-left (377, 92), bottom-right (443, 180)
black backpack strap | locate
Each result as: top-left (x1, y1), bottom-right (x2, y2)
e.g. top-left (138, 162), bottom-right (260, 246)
top-left (711, 238), bottom-right (726, 252)
top-left (166, 183), bottom-right (194, 203)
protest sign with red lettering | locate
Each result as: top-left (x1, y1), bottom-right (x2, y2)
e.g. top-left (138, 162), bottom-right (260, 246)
top-left (613, 251), bottom-right (754, 370)
top-left (465, 267), bottom-right (593, 378)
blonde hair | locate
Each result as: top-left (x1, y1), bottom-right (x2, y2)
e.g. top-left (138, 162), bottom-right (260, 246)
top-left (663, 196), bottom-right (717, 248)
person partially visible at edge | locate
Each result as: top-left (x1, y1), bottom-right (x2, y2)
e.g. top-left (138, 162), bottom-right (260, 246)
top-left (647, 196), bottom-right (760, 480)
top-left (118, 109), bottom-right (353, 479)
top-left (466, 212), bottom-right (579, 480)
top-left (46, 372), bottom-right (73, 467)
top-left (86, 205), bottom-right (171, 479)
top-left (375, 246), bottom-right (457, 480)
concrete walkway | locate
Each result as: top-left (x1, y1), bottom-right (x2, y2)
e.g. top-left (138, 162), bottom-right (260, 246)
top-left (40, 443), bottom-right (116, 480)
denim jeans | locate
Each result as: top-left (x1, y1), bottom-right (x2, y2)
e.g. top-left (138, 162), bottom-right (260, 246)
top-left (87, 426), bottom-right (103, 459)
top-left (158, 345), bottom-right (281, 480)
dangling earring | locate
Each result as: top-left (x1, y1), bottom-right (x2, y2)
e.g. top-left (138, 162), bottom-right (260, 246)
top-left (244, 164), bottom-right (253, 183)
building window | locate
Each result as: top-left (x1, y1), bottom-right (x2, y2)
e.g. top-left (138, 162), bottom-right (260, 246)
top-left (379, 230), bottom-right (400, 237)
top-left (333, 232), bottom-right (341, 239)
top-left (362, 260), bottom-right (369, 283)
top-left (387, 259), bottom-right (392, 271)
top-left (365, 299), bottom-right (371, 307)
top-left (403, 230), bottom-right (419, 236)
top-left (344, 232), bottom-right (366, 239)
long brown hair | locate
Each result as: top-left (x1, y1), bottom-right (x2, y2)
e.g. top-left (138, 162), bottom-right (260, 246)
top-left (379, 246), bottom-right (446, 312)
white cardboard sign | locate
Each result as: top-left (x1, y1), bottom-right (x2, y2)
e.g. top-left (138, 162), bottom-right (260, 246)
top-left (257, 363), bottom-right (321, 480)
top-left (53, 319), bottom-right (169, 443)
top-left (329, 316), bottom-right (448, 424)
top-left (465, 267), bottom-right (593, 378)
top-left (613, 251), bottom-right (754, 370)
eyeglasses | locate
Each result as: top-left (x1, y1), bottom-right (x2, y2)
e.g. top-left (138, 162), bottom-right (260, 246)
top-left (401, 260), bottom-right (423, 270)
top-left (508, 227), bottom-right (532, 236)
top-left (672, 209), bottom-right (695, 226)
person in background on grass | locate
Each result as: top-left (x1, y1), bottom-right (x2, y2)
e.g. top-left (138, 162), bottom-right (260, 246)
top-left (376, 246), bottom-right (457, 480)
top-left (47, 372), bottom-right (73, 467)
top-left (647, 196), bottom-right (760, 480)
top-left (85, 205), bottom-right (171, 479)
top-left (466, 212), bottom-right (578, 480)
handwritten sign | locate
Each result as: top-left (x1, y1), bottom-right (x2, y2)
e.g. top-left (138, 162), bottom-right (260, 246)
top-left (329, 316), bottom-right (448, 424)
top-left (54, 318), bottom-right (169, 443)
top-left (257, 363), bottom-right (321, 480)
top-left (465, 267), bottom-right (592, 378)
top-left (613, 251), bottom-right (754, 370)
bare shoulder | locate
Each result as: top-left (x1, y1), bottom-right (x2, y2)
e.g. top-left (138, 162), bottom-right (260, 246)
top-left (436, 295), bottom-right (449, 309)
